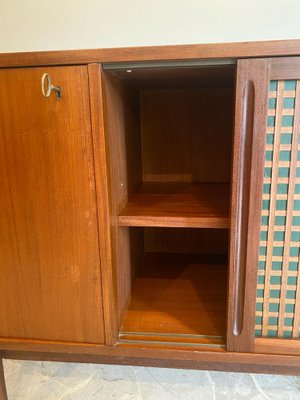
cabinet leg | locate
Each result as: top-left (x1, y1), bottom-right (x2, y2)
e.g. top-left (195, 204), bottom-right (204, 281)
top-left (0, 359), bottom-right (8, 400)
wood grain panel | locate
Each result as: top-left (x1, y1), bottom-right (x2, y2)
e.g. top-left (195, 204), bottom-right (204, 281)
top-left (1, 39), bottom-right (300, 67)
top-left (140, 88), bottom-right (234, 183)
top-left (271, 57), bottom-right (300, 80)
top-left (118, 183), bottom-right (229, 228)
top-left (2, 338), bottom-right (300, 376)
top-left (255, 338), bottom-right (300, 356)
top-left (144, 228), bottom-right (228, 255)
top-left (100, 69), bottom-right (143, 330)
top-left (87, 64), bottom-right (118, 345)
top-left (0, 66), bottom-right (104, 343)
top-left (227, 58), bottom-right (270, 352)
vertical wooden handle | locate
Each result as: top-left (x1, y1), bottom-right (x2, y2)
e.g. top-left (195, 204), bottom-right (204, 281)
top-left (232, 81), bottom-right (255, 336)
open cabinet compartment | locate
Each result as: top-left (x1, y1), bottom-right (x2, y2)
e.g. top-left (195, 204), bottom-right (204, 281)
top-left (101, 61), bottom-right (236, 349)
top-left (119, 227), bottom-right (228, 349)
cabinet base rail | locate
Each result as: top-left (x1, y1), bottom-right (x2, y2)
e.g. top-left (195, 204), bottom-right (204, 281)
top-left (1, 340), bottom-right (300, 377)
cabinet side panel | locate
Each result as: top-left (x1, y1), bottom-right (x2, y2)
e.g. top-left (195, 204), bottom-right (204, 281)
top-left (87, 64), bottom-right (117, 344)
top-left (0, 66), bottom-right (104, 343)
top-left (227, 59), bottom-right (270, 352)
top-left (100, 70), bottom-right (143, 330)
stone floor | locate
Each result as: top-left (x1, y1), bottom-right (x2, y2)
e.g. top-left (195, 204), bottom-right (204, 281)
top-left (3, 359), bottom-right (300, 399)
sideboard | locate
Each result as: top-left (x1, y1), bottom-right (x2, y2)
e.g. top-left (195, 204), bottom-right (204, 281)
top-left (1, 39), bottom-right (300, 398)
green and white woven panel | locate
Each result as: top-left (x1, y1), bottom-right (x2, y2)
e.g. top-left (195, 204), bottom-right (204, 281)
top-left (255, 80), bottom-right (300, 338)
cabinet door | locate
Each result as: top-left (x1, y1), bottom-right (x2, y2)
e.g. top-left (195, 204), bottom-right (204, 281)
top-left (227, 57), bottom-right (300, 354)
top-left (0, 66), bottom-right (105, 343)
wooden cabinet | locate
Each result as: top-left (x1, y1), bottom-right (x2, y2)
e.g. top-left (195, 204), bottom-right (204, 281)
top-left (2, 42), bottom-right (300, 395)
top-left (0, 66), bottom-right (105, 343)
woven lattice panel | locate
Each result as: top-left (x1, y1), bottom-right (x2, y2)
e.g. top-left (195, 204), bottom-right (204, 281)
top-left (255, 80), bottom-right (300, 338)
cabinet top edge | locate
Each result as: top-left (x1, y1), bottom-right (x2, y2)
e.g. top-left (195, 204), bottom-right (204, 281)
top-left (0, 39), bottom-right (300, 68)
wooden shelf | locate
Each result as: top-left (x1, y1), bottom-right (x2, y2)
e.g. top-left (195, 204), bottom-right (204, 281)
top-left (118, 183), bottom-right (230, 228)
top-left (120, 253), bottom-right (227, 346)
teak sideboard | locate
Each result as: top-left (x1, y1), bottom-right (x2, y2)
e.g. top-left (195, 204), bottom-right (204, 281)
top-left (1, 39), bottom-right (300, 397)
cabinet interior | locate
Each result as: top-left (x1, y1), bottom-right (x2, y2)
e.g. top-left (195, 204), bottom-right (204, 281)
top-left (102, 62), bottom-right (236, 349)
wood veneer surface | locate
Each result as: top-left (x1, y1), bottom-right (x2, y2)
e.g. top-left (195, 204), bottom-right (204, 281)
top-left (119, 183), bottom-right (230, 228)
top-left (0, 66), bottom-right (104, 343)
top-left (1, 39), bottom-right (300, 67)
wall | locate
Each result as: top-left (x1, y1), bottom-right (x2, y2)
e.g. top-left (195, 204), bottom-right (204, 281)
top-left (0, 0), bottom-right (299, 52)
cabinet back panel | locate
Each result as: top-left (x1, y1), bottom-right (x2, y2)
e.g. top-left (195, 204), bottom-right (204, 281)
top-left (140, 88), bottom-right (234, 183)
top-left (144, 228), bottom-right (228, 255)
top-left (0, 66), bottom-right (104, 343)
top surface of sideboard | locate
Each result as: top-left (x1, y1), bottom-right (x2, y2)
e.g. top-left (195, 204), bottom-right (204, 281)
top-left (0, 39), bottom-right (300, 68)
